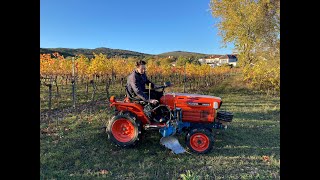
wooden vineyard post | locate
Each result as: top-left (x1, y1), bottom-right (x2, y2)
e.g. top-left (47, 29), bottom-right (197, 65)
top-left (120, 77), bottom-right (124, 95)
top-left (72, 57), bottom-right (76, 109)
top-left (86, 77), bottom-right (89, 95)
top-left (44, 83), bottom-right (52, 124)
top-left (48, 84), bottom-right (52, 111)
top-left (105, 78), bottom-right (110, 99)
top-left (90, 80), bottom-right (97, 104)
top-left (111, 68), bottom-right (114, 85)
top-left (183, 64), bottom-right (186, 93)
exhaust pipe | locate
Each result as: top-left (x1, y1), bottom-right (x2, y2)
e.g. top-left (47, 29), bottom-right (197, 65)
top-left (144, 123), bottom-right (166, 130)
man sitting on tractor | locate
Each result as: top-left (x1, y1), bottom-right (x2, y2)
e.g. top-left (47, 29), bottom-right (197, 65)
top-left (125, 60), bottom-right (162, 105)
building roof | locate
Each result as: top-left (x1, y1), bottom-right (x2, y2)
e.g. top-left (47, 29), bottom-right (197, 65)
top-left (206, 54), bottom-right (223, 59)
top-left (219, 54), bottom-right (237, 59)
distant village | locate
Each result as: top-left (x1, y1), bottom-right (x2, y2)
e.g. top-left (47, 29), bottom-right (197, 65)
top-left (169, 54), bottom-right (238, 68)
top-left (198, 54), bottom-right (238, 67)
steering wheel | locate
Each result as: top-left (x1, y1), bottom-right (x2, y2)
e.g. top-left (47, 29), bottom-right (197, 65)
top-left (152, 85), bottom-right (166, 90)
top-left (149, 81), bottom-right (172, 91)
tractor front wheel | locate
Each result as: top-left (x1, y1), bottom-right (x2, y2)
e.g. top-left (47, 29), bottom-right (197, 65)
top-left (107, 113), bottom-right (142, 147)
top-left (185, 128), bottom-right (214, 154)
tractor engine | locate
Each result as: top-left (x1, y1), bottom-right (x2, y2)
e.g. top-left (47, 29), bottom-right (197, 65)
top-left (144, 104), bottom-right (172, 123)
top-left (160, 93), bottom-right (223, 123)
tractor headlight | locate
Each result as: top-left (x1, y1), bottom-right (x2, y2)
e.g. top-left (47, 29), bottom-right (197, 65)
top-left (213, 102), bottom-right (219, 109)
top-left (110, 96), bottom-right (116, 103)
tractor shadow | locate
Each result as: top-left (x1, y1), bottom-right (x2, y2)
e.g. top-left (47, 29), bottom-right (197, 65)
top-left (211, 124), bottom-right (280, 158)
top-left (208, 102), bottom-right (280, 157)
top-left (232, 110), bottom-right (280, 121)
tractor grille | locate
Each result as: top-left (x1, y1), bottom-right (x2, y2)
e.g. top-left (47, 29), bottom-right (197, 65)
top-left (216, 111), bottom-right (233, 122)
top-left (182, 110), bottom-right (214, 122)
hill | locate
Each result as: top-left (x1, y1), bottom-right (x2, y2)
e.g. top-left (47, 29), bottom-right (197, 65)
top-left (40, 48), bottom-right (225, 59)
top-left (40, 47), bottom-right (152, 59)
top-left (157, 51), bottom-right (209, 58)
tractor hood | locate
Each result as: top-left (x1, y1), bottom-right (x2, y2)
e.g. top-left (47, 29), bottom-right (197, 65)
top-left (166, 93), bottom-right (221, 100)
top-left (160, 92), bottom-right (222, 110)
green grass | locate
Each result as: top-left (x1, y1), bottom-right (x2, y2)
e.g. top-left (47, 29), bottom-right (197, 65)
top-left (40, 77), bottom-right (280, 180)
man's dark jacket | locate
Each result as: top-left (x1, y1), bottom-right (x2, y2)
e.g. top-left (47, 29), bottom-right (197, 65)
top-left (126, 70), bottom-right (155, 102)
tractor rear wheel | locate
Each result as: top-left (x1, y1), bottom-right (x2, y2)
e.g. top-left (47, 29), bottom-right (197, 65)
top-left (185, 128), bottom-right (214, 154)
top-left (107, 113), bottom-right (142, 147)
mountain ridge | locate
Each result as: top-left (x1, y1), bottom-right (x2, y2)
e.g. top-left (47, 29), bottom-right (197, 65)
top-left (40, 47), bottom-right (225, 59)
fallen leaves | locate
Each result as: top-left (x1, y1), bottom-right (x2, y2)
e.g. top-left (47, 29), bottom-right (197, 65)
top-left (262, 155), bottom-right (270, 162)
top-left (100, 169), bottom-right (108, 175)
top-left (69, 169), bottom-right (109, 177)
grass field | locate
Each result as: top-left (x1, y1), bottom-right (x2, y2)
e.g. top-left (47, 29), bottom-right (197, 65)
top-left (40, 76), bottom-right (280, 179)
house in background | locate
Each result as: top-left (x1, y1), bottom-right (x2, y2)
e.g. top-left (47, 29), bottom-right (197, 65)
top-left (199, 55), bottom-right (222, 67)
top-left (204, 55), bottom-right (221, 63)
top-left (199, 54), bottom-right (238, 67)
top-left (218, 54), bottom-right (238, 67)
top-left (198, 58), bottom-right (205, 63)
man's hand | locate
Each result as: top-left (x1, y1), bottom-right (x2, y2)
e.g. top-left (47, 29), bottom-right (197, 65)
top-left (149, 99), bottom-right (158, 105)
top-left (153, 85), bottom-right (164, 90)
top-left (153, 85), bottom-right (160, 89)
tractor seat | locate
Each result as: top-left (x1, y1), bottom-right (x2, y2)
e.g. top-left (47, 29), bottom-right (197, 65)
top-left (123, 94), bottom-right (147, 106)
top-left (124, 85), bottom-right (147, 105)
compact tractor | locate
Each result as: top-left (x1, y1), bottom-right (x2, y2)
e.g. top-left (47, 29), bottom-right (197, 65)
top-left (106, 82), bottom-right (233, 154)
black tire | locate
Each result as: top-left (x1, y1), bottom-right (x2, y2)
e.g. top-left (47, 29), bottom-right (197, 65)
top-left (107, 112), bottom-right (142, 147)
top-left (185, 128), bottom-right (214, 154)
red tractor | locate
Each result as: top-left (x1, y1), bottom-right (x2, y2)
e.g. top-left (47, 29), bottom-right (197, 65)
top-left (106, 82), bottom-right (233, 154)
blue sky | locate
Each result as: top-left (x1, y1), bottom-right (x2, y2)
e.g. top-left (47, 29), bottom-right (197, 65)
top-left (40, 0), bottom-right (234, 55)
